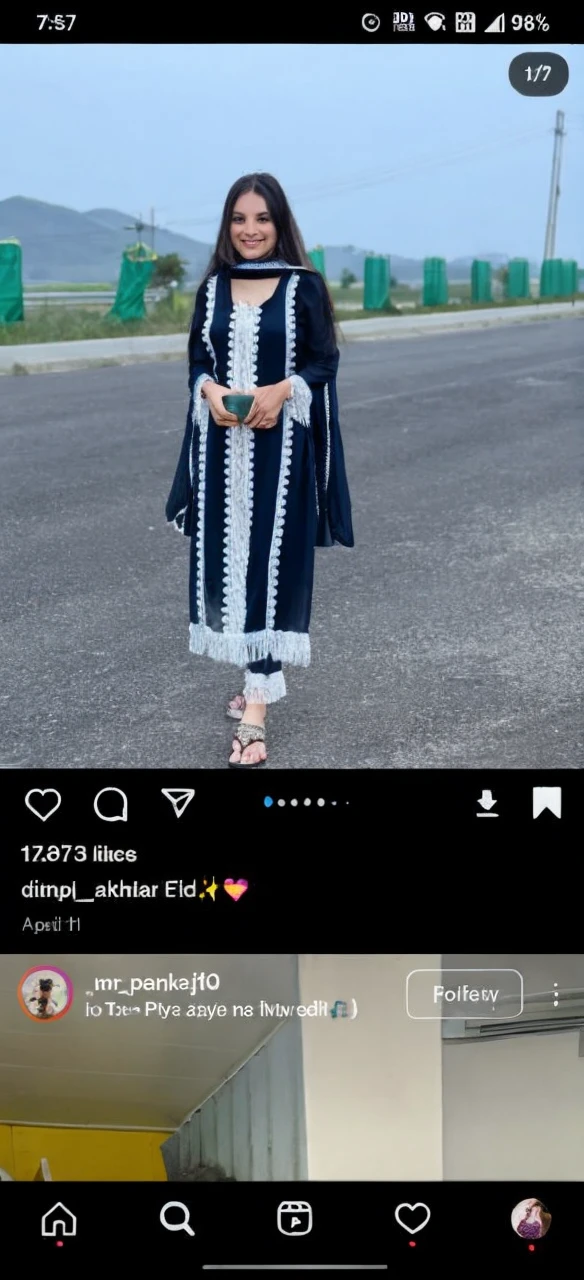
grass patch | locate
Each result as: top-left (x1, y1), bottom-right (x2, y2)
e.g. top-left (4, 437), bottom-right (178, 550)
top-left (1, 289), bottom-right (579, 346)
top-left (397, 294), bottom-right (579, 316)
top-left (0, 295), bottom-right (194, 345)
top-left (336, 307), bottom-right (401, 321)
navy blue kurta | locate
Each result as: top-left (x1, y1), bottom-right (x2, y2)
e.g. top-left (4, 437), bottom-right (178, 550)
top-left (166, 265), bottom-right (354, 668)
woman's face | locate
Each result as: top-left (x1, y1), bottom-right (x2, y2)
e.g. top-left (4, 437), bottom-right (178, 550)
top-left (230, 191), bottom-right (278, 260)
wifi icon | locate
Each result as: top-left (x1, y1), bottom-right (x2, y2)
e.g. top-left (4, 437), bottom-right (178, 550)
top-left (424, 11), bottom-right (445, 29)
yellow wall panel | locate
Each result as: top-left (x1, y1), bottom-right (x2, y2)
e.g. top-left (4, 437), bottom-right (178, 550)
top-left (0, 1124), bottom-right (171, 1180)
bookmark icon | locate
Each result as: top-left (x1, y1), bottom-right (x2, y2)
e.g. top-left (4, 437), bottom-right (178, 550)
top-left (533, 787), bottom-right (561, 819)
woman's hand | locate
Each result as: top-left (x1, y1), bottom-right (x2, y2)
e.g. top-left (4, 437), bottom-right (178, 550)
top-left (203, 382), bottom-right (243, 427)
top-left (244, 381), bottom-right (292, 429)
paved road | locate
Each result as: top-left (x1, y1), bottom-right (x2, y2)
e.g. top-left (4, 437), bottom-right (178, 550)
top-left (1, 320), bottom-right (582, 769)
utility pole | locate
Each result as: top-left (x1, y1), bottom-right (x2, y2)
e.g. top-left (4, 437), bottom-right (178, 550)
top-left (150, 207), bottom-right (155, 255)
top-left (124, 214), bottom-right (147, 256)
top-left (543, 110), bottom-right (566, 261)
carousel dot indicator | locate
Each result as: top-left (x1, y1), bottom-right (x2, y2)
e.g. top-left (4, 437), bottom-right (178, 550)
top-left (304, 798), bottom-right (311, 806)
top-left (317, 798), bottom-right (325, 807)
top-left (264, 797), bottom-right (273, 808)
top-left (277, 799), bottom-right (286, 807)
top-left (291, 799), bottom-right (298, 807)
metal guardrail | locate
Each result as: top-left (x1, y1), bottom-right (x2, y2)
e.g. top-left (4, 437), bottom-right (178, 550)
top-left (22, 290), bottom-right (161, 307)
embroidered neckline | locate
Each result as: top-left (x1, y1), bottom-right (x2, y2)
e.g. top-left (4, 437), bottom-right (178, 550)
top-left (230, 273), bottom-right (284, 310)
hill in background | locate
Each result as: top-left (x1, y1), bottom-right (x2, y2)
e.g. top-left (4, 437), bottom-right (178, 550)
top-left (0, 197), bottom-right (212, 283)
top-left (0, 197), bottom-right (538, 284)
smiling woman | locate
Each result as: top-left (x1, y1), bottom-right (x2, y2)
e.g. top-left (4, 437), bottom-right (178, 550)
top-left (166, 172), bottom-right (354, 768)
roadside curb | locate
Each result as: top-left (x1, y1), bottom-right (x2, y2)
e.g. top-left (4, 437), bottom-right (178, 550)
top-left (2, 302), bottom-right (582, 374)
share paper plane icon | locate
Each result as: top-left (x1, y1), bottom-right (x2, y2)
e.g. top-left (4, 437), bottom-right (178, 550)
top-left (161, 788), bottom-right (196, 818)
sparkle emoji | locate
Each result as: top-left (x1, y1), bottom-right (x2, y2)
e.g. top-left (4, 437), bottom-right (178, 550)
top-left (199, 877), bottom-right (218, 900)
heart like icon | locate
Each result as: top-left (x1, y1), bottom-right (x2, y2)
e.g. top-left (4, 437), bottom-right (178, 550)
top-left (394, 1203), bottom-right (431, 1235)
top-left (224, 879), bottom-right (248, 901)
top-left (25, 789), bottom-right (62, 822)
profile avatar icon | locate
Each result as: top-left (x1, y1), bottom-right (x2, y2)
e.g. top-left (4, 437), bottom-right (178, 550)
top-left (511, 1198), bottom-right (551, 1240)
top-left (18, 966), bottom-right (73, 1022)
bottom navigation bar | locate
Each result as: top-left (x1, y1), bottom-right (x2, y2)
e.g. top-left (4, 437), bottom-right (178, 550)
top-left (5, 1182), bottom-right (580, 1267)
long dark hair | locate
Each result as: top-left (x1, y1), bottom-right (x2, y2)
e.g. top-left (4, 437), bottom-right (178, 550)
top-left (196, 172), bottom-right (336, 338)
top-left (204, 173), bottom-right (314, 277)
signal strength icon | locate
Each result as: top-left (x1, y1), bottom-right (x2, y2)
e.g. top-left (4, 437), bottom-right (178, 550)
top-left (484, 13), bottom-right (504, 31)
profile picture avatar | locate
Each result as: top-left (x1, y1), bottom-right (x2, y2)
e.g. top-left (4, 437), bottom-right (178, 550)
top-left (18, 966), bottom-right (73, 1022)
top-left (511, 1198), bottom-right (551, 1240)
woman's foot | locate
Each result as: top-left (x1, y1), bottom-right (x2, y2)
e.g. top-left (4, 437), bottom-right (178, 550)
top-left (227, 694), bottom-right (246, 720)
top-left (229, 704), bottom-right (267, 766)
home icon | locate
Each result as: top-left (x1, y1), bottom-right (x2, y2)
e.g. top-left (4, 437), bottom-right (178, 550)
top-left (41, 1203), bottom-right (77, 1237)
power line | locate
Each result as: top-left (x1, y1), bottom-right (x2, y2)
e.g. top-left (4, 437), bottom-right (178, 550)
top-left (0, 125), bottom-right (566, 246)
top-left (164, 126), bottom-right (551, 228)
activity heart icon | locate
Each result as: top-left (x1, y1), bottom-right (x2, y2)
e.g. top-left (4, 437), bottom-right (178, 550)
top-left (394, 1203), bottom-right (431, 1235)
top-left (25, 789), bottom-right (62, 821)
top-left (224, 879), bottom-right (248, 901)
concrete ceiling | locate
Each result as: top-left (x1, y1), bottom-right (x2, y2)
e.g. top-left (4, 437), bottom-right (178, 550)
top-left (0, 953), bottom-right (298, 1129)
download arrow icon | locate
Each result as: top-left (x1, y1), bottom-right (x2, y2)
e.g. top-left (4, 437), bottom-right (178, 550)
top-left (478, 790), bottom-right (497, 811)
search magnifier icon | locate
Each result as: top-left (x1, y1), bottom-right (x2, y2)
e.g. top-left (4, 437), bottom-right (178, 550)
top-left (160, 1201), bottom-right (195, 1236)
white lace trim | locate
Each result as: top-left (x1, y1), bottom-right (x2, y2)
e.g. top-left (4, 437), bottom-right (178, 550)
top-left (265, 272), bottom-right (299, 633)
top-left (190, 623), bottom-right (310, 667)
top-left (288, 373), bottom-right (312, 426)
top-left (202, 276), bottom-right (218, 377)
top-left (324, 382), bottom-right (331, 491)
top-left (193, 372), bottom-right (214, 435)
top-left (221, 303), bottom-right (259, 635)
top-left (194, 404), bottom-right (209, 627)
top-left (172, 356), bottom-right (216, 536)
top-left (243, 668), bottom-right (287, 704)
top-left (190, 282), bottom-right (219, 618)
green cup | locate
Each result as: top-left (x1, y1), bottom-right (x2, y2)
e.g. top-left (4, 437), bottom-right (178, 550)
top-left (222, 394), bottom-right (255, 423)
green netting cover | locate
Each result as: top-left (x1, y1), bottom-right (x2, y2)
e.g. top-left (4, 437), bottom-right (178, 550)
top-left (308, 247), bottom-right (326, 277)
top-left (561, 259), bottom-right (578, 295)
top-left (422, 257), bottom-right (447, 307)
top-left (363, 256), bottom-right (390, 310)
top-left (507, 259), bottom-right (530, 299)
top-left (539, 258), bottom-right (563, 298)
top-left (0, 239), bottom-right (24, 323)
top-left (109, 243), bottom-right (157, 320)
top-left (471, 259), bottom-right (492, 303)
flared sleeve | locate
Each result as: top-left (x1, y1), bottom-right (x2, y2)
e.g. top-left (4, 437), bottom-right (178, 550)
top-left (165, 283), bottom-right (217, 535)
top-left (293, 272), bottom-right (354, 549)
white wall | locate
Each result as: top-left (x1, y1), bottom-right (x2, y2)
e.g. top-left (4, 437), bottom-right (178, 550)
top-left (297, 954), bottom-right (443, 1180)
top-left (443, 1031), bottom-right (584, 1179)
top-left (441, 951), bottom-right (584, 1180)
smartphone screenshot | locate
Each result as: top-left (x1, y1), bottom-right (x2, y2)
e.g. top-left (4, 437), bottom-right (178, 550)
top-left (0, 3), bottom-right (581, 1270)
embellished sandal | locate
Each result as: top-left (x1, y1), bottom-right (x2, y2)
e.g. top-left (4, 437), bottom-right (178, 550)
top-left (227, 694), bottom-right (245, 721)
top-left (229, 721), bottom-right (267, 769)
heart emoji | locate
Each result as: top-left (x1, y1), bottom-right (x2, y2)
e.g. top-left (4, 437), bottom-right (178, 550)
top-left (25, 789), bottom-right (62, 822)
top-left (394, 1203), bottom-right (431, 1235)
top-left (224, 879), bottom-right (248, 901)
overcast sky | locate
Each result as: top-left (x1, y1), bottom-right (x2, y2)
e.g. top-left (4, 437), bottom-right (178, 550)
top-left (1, 43), bottom-right (582, 259)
